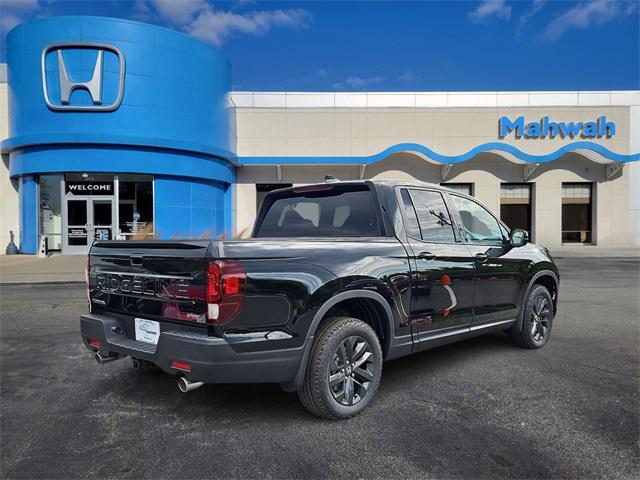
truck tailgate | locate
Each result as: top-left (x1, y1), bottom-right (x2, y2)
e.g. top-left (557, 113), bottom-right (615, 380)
top-left (88, 240), bottom-right (212, 325)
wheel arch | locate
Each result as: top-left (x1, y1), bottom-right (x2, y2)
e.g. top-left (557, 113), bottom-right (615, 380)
top-left (282, 289), bottom-right (394, 392)
top-left (531, 273), bottom-right (558, 313)
top-left (511, 270), bottom-right (559, 334)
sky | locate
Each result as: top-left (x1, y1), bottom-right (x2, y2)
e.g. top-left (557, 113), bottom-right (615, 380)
top-left (1, 0), bottom-right (638, 91)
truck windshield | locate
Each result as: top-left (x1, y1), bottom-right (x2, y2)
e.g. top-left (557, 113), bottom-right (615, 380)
top-left (254, 184), bottom-right (382, 237)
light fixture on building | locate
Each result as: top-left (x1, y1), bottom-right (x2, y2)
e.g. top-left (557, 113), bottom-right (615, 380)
top-left (81, 173), bottom-right (88, 179)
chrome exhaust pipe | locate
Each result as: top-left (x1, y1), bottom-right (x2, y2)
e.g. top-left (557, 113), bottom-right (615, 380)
top-left (94, 352), bottom-right (119, 365)
top-left (178, 377), bottom-right (204, 393)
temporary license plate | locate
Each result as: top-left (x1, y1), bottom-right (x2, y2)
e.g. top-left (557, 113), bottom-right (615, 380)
top-left (135, 318), bottom-right (160, 345)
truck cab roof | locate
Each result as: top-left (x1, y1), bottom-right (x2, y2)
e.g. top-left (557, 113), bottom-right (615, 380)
top-left (268, 179), bottom-right (460, 196)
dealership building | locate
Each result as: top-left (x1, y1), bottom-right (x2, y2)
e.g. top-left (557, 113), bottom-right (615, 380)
top-left (1, 16), bottom-right (639, 255)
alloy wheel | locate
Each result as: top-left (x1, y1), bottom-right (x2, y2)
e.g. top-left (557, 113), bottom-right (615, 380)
top-left (530, 295), bottom-right (551, 342)
top-left (328, 335), bottom-right (376, 406)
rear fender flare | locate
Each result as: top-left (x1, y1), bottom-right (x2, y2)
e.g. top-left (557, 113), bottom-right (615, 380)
top-left (281, 289), bottom-right (394, 392)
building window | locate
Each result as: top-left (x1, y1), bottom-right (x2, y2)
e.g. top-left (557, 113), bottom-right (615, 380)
top-left (39, 175), bottom-right (63, 251)
top-left (256, 184), bottom-right (292, 210)
top-left (500, 183), bottom-right (532, 235)
top-left (562, 183), bottom-right (592, 243)
top-left (118, 174), bottom-right (154, 239)
top-left (441, 183), bottom-right (474, 196)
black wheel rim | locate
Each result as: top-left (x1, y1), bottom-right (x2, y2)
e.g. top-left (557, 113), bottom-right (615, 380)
top-left (328, 335), bottom-right (376, 406)
top-left (530, 295), bottom-right (551, 342)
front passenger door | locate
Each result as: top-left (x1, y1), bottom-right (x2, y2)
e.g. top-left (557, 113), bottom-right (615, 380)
top-left (446, 194), bottom-right (526, 329)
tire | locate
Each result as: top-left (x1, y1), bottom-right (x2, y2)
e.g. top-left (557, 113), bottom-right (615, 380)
top-left (298, 316), bottom-right (383, 420)
top-left (511, 284), bottom-right (554, 349)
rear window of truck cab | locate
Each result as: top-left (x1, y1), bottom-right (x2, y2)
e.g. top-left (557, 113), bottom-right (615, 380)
top-left (254, 184), bottom-right (382, 237)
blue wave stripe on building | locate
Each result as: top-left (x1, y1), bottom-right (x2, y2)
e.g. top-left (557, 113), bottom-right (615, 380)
top-left (239, 142), bottom-right (640, 166)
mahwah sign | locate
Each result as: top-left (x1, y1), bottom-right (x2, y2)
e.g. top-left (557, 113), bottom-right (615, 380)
top-left (499, 116), bottom-right (616, 139)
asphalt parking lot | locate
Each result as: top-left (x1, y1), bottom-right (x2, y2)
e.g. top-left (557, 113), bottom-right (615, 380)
top-left (1, 257), bottom-right (638, 479)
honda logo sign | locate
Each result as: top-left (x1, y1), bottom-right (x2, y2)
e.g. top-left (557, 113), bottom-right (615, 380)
top-left (41, 42), bottom-right (125, 112)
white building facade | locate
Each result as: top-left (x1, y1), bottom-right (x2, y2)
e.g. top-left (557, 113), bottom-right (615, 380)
top-left (231, 91), bottom-right (640, 248)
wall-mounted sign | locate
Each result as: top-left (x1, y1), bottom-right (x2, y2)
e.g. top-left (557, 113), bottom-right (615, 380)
top-left (41, 42), bottom-right (126, 112)
top-left (125, 221), bottom-right (148, 234)
top-left (67, 227), bottom-right (88, 246)
top-left (499, 116), bottom-right (616, 139)
top-left (65, 181), bottom-right (114, 195)
top-left (68, 228), bottom-right (87, 237)
top-left (94, 228), bottom-right (111, 241)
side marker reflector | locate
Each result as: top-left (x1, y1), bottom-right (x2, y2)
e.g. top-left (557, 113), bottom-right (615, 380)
top-left (171, 360), bottom-right (192, 372)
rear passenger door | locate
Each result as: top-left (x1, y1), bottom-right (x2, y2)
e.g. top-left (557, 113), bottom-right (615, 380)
top-left (399, 188), bottom-right (476, 348)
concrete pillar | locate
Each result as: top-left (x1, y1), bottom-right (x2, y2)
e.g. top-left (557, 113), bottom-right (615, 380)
top-left (593, 181), bottom-right (606, 246)
top-left (472, 174), bottom-right (500, 214)
top-left (0, 156), bottom-right (20, 254)
top-left (233, 183), bottom-right (257, 239)
top-left (532, 176), bottom-right (562, 248)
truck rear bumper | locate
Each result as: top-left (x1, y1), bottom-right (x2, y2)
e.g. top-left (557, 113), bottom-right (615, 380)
top-left (80, 314), bottom-right (304, 385)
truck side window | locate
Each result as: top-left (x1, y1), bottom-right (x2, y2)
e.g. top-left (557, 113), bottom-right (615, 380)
top-left (400, 189), bottom-right (421, 239)
top-left (408, 189), bottom-right (456, 243)
top-left (448, 194), bottom-right (504, 244)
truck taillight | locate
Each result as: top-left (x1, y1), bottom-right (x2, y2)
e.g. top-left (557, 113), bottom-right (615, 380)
top-left (206, 260), bottom-right (246, 325)
top-left (206, 261), bottom-right (222, 303)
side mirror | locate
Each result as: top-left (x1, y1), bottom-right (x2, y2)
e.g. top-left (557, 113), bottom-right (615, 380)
top-left (509, 229), bottom-right (528, 247)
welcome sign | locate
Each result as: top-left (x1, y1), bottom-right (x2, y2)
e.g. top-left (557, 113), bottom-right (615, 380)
top-left (499, 116), bottom-right (616, 139)
top-left (65, 180), bottom-right (114, 195)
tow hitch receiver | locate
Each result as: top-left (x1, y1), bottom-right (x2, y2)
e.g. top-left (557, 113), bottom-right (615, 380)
top-left (131, 358), bottom-right (156, 371)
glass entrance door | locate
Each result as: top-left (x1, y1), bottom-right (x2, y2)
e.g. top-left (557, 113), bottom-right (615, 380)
top-left (92, 200), bottom-right (113, 242)
top-left (63, 198), bottom-right (114, 254)
top-left (65, 199), bottom-right (89, 254)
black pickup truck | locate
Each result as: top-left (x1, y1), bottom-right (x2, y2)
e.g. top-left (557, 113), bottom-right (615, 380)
top-left (81, 180), bottom-right (559, 419)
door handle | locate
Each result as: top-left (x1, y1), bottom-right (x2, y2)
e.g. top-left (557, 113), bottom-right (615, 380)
top-left (418, 251), bottom-right (436, 260)
top-left (475, 253), bottom-right (488, 262)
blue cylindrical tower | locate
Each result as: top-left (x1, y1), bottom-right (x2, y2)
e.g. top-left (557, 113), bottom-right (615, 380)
top-left (2, 16), bottom-right (237, 253)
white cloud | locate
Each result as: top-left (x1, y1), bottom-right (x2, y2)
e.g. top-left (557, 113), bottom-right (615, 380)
top-left (468, 0), bottom-right (512, 23)
top-left (150, 0), bottom-right (207, 26)
top-left (189, 8), bottom-right (311, 46)
top-left (131, 0), bottom-right (155, 22)
top-left (0, 13), bottom-right (20, 34)
top-left (544, 0), bottom-right (639, 41)
top-left (144, 1), bottom-right (313, 46)
top-left (0, 0), bottom-right (39, 34)
top-left (0, 0), bottom-right (38, 8)
top-left (233, 0), bottom-right (257, 9)
top-left (289, 69), bottom-right (330, 86)
top-left (399, 69), bottom-right (419, 83)
top-left (332, 76), bottom-right (384, 90)
top-left (520, 0), bottom-right (545, 25)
